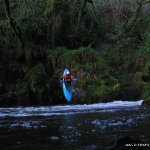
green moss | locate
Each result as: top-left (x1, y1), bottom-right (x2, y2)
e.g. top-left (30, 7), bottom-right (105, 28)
top-left (24, 63), bottom-right (48, 97)
top-left (83, 76), bottom-right (120, 101)
top-left (47, 46), bottom-right (129, 102)
top-left (143, 85), bottom-right (150, 101)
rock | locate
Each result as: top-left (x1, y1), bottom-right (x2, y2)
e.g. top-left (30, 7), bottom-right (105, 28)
top-left (142, 100), bottom-right (150, 107)
top-left (73, 88), bottom-right (86, 101)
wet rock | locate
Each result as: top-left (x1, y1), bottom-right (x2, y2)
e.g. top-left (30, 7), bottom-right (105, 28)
top-left (142, 100), bottom-right (150, 107)
top-left (73, 88), bottom-right (86, 101)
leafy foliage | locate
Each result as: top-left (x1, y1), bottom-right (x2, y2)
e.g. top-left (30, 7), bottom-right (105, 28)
top-left (0, 0), bottom-right (150, 105)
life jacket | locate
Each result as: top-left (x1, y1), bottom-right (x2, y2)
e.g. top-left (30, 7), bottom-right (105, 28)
top-left (62, 74), bottom-right (74, 80)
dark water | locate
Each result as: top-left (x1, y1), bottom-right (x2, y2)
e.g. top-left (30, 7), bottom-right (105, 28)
top-left (0, 100), bottom-right (150, 150)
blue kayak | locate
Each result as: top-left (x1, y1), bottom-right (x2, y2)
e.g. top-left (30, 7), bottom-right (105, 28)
top-left (62, 69), bottom-right (72, 101)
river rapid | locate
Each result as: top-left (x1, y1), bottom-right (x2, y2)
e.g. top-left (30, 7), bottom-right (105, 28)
top-left (0, 100), bottom-right (150, 150)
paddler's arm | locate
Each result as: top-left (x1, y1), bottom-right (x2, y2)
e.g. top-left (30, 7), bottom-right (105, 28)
top-left (71, 75), bottom-right (74, 79)
top-left (71, 73), bottom-right (78, 82)
top-left (58, 74), bottom-right (65, 82)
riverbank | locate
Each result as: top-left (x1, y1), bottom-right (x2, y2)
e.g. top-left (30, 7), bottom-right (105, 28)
top-left (1, 0), bottom-right (150, 106)
top-left (0, 45), bottom-right (150, 106)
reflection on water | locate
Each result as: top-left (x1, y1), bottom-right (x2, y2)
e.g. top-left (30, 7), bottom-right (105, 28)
top-left (0, 100), bottom-right (150, 150)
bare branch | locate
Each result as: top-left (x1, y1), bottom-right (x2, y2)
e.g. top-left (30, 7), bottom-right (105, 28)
top-left (143, 0), bottom-right (150, 5)
top-left (3, 0), bottom-right (24, 47)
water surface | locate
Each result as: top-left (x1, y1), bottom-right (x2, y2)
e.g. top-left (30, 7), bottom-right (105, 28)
top-left (0, 100), bottom-right (150, 150)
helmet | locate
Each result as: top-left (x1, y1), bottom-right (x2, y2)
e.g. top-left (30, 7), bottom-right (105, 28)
top-left (66, 71), bottom-right (70, 75)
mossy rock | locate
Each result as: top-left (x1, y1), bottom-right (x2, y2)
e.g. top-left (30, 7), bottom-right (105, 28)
top-left (72, 88), bottom-right (86, 104)
top-left (142, 99), bottom-right (150, 106)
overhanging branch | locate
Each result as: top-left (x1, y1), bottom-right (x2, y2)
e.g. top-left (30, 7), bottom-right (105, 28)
top-left (3, 0), bottom-right (24, 47)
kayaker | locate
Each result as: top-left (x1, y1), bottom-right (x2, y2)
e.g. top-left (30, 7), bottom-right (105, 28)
top-left (59, 70), bottom-right (74, 81)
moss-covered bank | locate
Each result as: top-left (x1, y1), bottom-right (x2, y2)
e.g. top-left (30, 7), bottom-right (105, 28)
top-left (0, 45), bottom-right (150, 106)
top-left (0, 0), bottom-right (150, 106)
top-left (47, 46), bottom-right (150, 104)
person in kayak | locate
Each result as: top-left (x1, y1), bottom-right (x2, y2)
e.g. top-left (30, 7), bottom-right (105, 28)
top-left (59, 70), bottom-right (74, 81)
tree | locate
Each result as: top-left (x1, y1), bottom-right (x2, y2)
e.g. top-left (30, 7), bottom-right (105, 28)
top-left (3, 0), bottom-right (24, 47)
top-left (111, 0), bottom-right (150, 42)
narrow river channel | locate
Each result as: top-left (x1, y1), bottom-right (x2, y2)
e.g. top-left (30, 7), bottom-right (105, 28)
top-left (0, 100), bottom-right (149, 150)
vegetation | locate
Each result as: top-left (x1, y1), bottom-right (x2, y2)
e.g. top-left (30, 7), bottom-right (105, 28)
top-left (0, 0), bottom-right (150, 106)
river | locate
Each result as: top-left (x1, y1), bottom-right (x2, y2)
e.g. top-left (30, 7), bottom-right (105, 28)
top-left (0, 100), bottom-right (150, 150)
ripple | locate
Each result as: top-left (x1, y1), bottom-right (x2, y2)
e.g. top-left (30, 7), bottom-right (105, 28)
top-left (0, 100), bottom-right (143, 117)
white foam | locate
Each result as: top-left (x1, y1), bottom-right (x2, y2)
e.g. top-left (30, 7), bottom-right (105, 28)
top-left (0, 100), bottom-right (143, 117)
